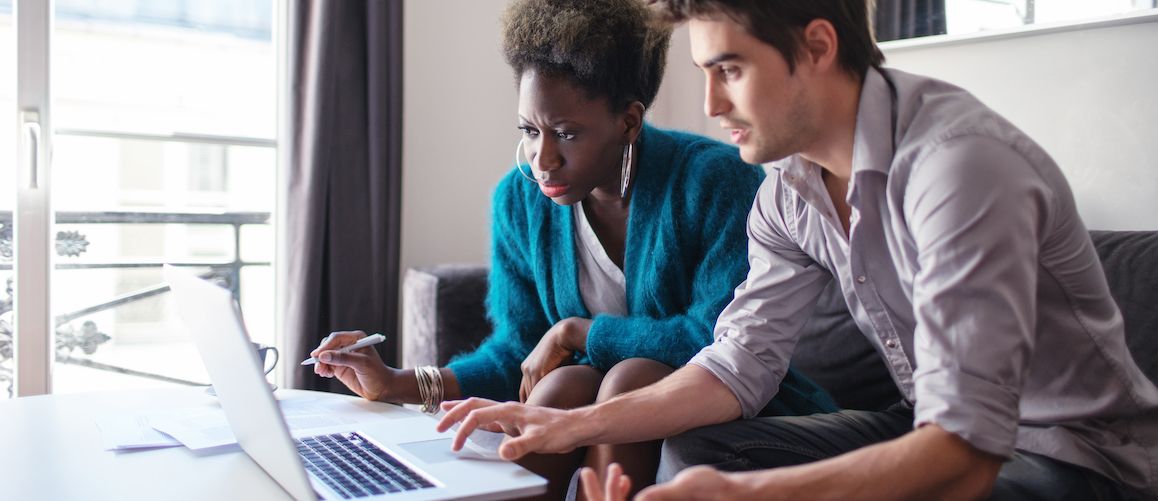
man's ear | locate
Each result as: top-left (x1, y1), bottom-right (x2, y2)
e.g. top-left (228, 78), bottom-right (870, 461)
top-left (623, 101), bottom-right (646, 143)
top-left (800, 19), bottom-right (839, 73)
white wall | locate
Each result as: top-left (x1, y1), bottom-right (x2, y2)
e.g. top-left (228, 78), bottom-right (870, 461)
top-left (401, 4), bottom-right (1158, 280)
top-left (881, 14), bottom-right (1158, 231)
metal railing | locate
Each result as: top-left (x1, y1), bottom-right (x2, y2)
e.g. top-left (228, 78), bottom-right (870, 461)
top-left (0, 209), bottom-right (271, 396)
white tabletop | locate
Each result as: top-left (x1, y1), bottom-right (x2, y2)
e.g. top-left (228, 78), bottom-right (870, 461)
top-left (0, 388), bottom-right (410, 500)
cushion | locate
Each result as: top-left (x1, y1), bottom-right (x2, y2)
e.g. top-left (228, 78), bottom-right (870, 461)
top-left (401, 265), bottom-right (490, 368)
top-left (1090, 231), bottom-right (1158, 384)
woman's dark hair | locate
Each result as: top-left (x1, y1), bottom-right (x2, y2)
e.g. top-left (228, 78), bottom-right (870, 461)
top-left (648, 0), bottom-right (884, 79)
top-left (501, 0), bottom-right (672, 112)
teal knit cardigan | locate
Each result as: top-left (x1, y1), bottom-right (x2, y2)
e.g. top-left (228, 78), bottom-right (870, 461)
top-left (447, 124), bottom-right (837, 415)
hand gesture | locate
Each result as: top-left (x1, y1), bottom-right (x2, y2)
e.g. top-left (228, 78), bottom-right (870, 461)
top-left (635, 466), bottom-right (746, 501)
top-left (519, 317), bottom-right (592, 402)
top-left (311, 330), bottom-right (396, 401)
top-left (435, 397), bottom-right (586, 460)
top-left (581, 464), bottom-right (632, 501)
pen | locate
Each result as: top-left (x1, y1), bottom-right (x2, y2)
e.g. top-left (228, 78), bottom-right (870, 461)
top-left (300, 333), bottom-right (388, 365)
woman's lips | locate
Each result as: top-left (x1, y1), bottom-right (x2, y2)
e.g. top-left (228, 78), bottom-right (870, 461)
top-left (539, 183), bottom-right (570, 198)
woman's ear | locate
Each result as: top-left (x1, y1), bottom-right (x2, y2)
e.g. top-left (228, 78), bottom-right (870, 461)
top-left (623, 101), bottom-right (645, 143)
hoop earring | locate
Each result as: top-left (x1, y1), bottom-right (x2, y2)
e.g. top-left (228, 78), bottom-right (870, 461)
top-left (619, 142), bottom-right (634, 198)
top-left (514, 140), bottom-right (536, 183)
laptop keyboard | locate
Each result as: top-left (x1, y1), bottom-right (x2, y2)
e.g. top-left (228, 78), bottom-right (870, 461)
top-left (296, 432), bottom-right (436, 499)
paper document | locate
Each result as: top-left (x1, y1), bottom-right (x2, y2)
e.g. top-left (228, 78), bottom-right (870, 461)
top-left (146, 396), bottom-right (396, 450)
top-left (96, 414), bottom-right (183, 451)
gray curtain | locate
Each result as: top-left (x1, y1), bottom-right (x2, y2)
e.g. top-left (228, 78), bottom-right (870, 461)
top-left (875, 0), bottom-right (946, 42)
top-left (284, 0), bottom-right (403, 391)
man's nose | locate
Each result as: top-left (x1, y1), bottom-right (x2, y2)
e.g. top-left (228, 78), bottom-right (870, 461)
top-left (704, 78), bottom-right (731, 118)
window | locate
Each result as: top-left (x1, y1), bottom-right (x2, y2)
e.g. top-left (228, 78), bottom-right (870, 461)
top-left (1, 0), bottom-right (278, 398)
top-left (0, 0), bottom-right (13, 395)
top-left (945, 0), bottom-right (1156, 35)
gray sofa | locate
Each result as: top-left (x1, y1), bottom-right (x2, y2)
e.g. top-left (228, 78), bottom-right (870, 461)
top-left (401, 231), bottom-right (1158, 411)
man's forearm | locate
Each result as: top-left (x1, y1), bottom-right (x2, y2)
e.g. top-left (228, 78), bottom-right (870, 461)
top-left (573, 364), bottom-right (742, 447)
top-left (735, 425), bottom-right (1003, 501)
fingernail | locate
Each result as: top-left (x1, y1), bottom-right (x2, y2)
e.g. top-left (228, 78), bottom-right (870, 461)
top-left (319, 352), bottom-right (332, 362)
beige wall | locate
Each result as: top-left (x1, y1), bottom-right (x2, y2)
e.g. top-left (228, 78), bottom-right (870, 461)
top-left (401, 0), bottom-right (516, 274)
top-left (400, 3), bottom-right (730, 277)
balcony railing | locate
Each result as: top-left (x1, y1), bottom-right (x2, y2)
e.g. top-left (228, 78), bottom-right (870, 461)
top-left (0, 209), bottom-right (271, 397)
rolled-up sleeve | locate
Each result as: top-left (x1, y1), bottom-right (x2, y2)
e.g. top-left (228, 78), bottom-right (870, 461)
top-left (690, 177), bottom-right (831, 418)
top-left (905, 136), bottom-right (1051, 458)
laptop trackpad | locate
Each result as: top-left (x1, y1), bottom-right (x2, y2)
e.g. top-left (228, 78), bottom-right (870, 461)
top-left (399, 438), bottom-right (458, 464)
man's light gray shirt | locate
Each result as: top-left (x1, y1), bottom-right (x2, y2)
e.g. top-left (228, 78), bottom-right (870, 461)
top-left (690, 68), bottom-right (1158, 493)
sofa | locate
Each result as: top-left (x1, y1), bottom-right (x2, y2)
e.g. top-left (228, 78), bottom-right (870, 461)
top-left (401, 231), bottom-right (1158, 412)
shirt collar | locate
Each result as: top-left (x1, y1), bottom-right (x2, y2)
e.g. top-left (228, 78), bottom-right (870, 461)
top-left (851, 67), bottom-right (897, 177)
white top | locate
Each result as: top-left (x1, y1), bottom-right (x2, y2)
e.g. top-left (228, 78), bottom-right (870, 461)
top-left (572, 201), bottom-right (628, 316)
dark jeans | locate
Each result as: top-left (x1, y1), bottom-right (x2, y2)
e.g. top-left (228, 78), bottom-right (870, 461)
top-left (657, 402), bottom-right (1130, 500)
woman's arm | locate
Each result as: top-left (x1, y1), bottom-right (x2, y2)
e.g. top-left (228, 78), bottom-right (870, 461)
top-left (446, 174), bottom-right (552, 401)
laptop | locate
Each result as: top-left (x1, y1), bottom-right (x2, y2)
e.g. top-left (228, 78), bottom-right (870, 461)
top-left (163, 265), bottom-right (546, 501)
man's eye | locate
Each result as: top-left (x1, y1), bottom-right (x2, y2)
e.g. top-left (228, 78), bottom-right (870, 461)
top-left (720, 66), bottom-right (740, 79)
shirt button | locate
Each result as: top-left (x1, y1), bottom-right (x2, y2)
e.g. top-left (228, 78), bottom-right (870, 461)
top-left (885, 339), bottom-right (898, 349)
top-left (856, 275), bottom-right (867, 284)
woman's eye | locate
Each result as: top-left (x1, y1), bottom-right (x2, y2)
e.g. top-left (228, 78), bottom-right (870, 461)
top-left (518, 126), bottom-right (539, 137)
top-left (555, 131), bottom-right (576, 140)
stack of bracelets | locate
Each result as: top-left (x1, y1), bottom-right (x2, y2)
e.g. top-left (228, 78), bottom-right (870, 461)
top-left (415, 365), bottom-right (444, 414)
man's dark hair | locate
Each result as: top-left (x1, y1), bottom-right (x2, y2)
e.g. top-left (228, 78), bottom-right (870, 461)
top-left (501, 0), bottom-right (672, 112)
top-left (649, 0), bottom-right (884, 78)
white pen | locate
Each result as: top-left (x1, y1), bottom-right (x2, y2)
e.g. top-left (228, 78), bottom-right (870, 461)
top-left (300, 333), bottom-right (387, 365)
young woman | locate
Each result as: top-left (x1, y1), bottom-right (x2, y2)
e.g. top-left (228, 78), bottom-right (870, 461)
top-left (311, 0), bottom-right (836, 497)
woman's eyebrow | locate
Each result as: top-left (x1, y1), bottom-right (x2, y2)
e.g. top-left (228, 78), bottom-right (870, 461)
top-left (518, 116), bottom-right (582, 128)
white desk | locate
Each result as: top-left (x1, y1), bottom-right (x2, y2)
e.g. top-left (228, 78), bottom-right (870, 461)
top-left (0, 388), bottom-right (435, 500)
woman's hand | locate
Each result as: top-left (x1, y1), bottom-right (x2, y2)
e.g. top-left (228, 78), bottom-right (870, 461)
top-left (519, 317), bottom-right (592, 402)
top-left (311, 330), bottom-right (399, 402)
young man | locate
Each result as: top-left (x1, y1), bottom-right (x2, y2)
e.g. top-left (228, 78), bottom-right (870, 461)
top-left (437, 1), bottom-right (1158, 499)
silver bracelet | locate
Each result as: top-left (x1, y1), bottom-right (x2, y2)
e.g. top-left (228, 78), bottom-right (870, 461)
top-left (415, 366), bottom-right (431, 411)
top-left (415, 366), bottom-right (443, 414)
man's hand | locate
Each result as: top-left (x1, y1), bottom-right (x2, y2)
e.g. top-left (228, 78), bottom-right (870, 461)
top-left (311, 330), bottom-right (397, 402)
top-left (579, 463), bottom-right (748, 501)
top-left (636, 466), bottom-right (749, 501)
top-left (435, 397), bottom-right (589, 460)
top-left (519, 317), bottom-right (592, 402)
top-left (580, 464), bottom-right (632, 501)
